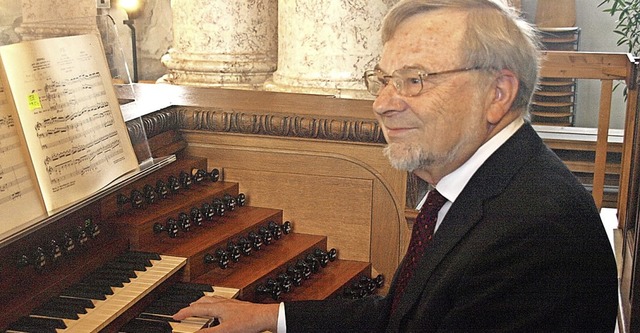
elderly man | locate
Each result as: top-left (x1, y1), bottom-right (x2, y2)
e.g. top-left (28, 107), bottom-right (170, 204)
top-left (174, 0), bottom-right (619, 331)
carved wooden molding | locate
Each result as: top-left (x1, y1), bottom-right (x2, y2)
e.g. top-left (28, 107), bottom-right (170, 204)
top-left (127, 106), bottom-right (386, 145)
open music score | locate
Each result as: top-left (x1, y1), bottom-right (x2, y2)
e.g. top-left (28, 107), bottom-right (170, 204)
top-left (0, 83), bottom-right (44, 228)
top-left (0, 34), bottom-right (139, 242)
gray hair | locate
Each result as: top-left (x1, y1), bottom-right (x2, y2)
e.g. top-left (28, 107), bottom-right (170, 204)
top-left (382, 0), bottom-right (541, 116)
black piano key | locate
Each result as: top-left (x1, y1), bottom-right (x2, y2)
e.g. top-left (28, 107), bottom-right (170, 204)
top-left (122, 251), bottom-right (162, 261)
top-left (82, 274), bottom-right (126, 288)
top-left (144, 300), bottom-right (190, 315)
top-left (59, 295), bottom-right (95, 309)
top-left (137, 313), bottom-right (179, 322)
top-left (159, 289), bottom-right (205, 301)
top-left (39, 297), bottom-right (89, 314)
top-left (72, 282), bottom-right (115, 295)
top-left (6, 324), bottom-right (57, 333)
top-left (5, 316), bottom-right (66, 332)
top-left (104, 260), bottom-right (147, 272)
top-left (60, 286), bottom-right (108, 300)
top-left (169, 282), bottom-right (214, 293)
top-left (31, 306), bottom-right (80, 320)
top-left (119, 317), bottom-right (173, 333)
top-left (92, 267), bottom-right (136, 280)
top-left (155, 293), bottom-right (202, 304)
top-left (113, 256), bottom-right (153, 268)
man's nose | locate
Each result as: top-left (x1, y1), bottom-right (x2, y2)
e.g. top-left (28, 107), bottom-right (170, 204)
top-left (372, 84), bottom-right (402, 116)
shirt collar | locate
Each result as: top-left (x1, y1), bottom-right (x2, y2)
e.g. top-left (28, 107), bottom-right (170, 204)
top-left (435, 117), bottom-right (525, 203)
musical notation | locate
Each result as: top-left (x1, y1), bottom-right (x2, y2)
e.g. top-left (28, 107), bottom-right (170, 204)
top-left (24, 68), bottom-right (129, 190)
top-left (0, 162), bottom-right (36, 205)
top-left (0, 115), bottom-right (14, 129)
top-left (0, 77), bottom-right (45, 230)
top-left (0, 33), bottom-right (138, 222)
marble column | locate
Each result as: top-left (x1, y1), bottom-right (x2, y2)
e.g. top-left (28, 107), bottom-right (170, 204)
top-left (16, 0), bottom-right (98, 41)
top-left (264, 0), bottom-right (396, 99)
top-left (160, 0), bottom-right (278, 88)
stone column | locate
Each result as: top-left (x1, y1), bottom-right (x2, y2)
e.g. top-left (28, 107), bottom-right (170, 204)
top-left (16, 0), bottom-right (98, 41)
top-left (160, 0), bottom-right (278, 89)
top-left (264, 0), bottom-right (396, 99)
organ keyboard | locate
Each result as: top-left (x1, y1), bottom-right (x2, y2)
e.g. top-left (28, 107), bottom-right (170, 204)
top-left (54, 253), bottom-right (185, 333)
top-left (0, 93), bottom-right (384, 331)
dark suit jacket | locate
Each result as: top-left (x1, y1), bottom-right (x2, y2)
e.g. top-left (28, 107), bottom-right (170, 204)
top-left (285, 123), bottom-right (618, 332)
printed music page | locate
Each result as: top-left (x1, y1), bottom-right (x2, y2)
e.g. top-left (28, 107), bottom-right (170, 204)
top-left (0, 33), bottom-right (139, 213)
top-left (0, 78), bottom-right (46, 238)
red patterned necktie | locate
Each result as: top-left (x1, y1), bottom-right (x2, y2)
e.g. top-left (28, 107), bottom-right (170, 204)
top-left (391, 189), bottom-right (447, 313)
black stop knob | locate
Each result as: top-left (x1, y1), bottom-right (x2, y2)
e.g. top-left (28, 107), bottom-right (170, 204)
top-left (190, 207), bottom-right (204, 226)
top-left (277, 273), bottom-right (293, 293)
top-left (154, 219), bottom-right (179, 238)
top-left (155, 179), bottom-right (169, 199)
top-left (116, 193), bottom-right (130, 209)
top-left (212, 198), bottom-right (225, 217)
top-left (167, 175), bottom-right (180, 194)
top-left (204, 249), bottom-right (229, 269)
top-left (236, 193), bottom-right (246, 206)
top-left (209, 168), bottom-right (220, 182)
top-left (84, 218), bottom-right (100, 239)
top-left (227, 242), bottom-right (241, 262)
top-left (143, 184), bottom-right (157, 204)
top-left (282, 221), bottom-right (293, 234)
top-left (177, 212), bottom-right (192, 232)
top-left (48, 239), bottom-right (62, 263)
top-left (179, 171), bottom-right (192, 189)
top-left (201, 203), bottom-right (215, 221)
top-left (256, 278), bottom-right (282, 300)
top-left (305, 253), bottom-right (321, 273)
top-left (248, 231), bottom-right (263, 251)
top-left (267, 221), bottom-right (282, 240)
top-left (286, 265), bottom-right (303, 286)
top-left (191, 168), bottom-right (207, 183)
top-left (130, 189), bottom-right (144, 209)
top-left (238, 237), bottom-right (252, 256)
top-left (295, 259), bottom-right (312, 280)
top-left (258, 226), bottom-right (273, 246)
top-left (74, 226), bottom-right (89, 246)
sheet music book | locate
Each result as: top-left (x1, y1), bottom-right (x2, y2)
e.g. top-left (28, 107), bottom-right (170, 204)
top-left (0, 33), bottom-right (139, 238)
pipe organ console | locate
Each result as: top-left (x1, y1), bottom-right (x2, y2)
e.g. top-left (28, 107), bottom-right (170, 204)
top-left (0, 85), bottom-right (408, 333)
top-left (0, 84), bottom-right (398, 332)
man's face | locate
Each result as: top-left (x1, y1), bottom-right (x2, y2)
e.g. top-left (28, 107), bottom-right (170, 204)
top-left (373, 9), bottom-right (493, 180)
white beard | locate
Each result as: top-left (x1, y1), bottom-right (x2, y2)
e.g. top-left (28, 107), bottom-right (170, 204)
top-left (383, 142), bottom-right (431, 172)
top-left (382, 127), bottom-right (474, 173)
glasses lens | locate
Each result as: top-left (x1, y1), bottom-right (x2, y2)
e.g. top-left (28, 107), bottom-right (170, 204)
top-left (395, 69), bottom-right (424, 97)
top-left (364, 71), bottom-right (383, 96)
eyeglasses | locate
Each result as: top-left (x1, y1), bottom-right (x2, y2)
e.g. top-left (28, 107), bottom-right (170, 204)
top-left (363, 66), bottom-right (483, 97)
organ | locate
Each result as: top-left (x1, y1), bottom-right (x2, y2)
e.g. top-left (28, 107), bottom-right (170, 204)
top-left (0, 83), bottom-right (399, 332)
top-left (2, 49), bottom-right (638, 332)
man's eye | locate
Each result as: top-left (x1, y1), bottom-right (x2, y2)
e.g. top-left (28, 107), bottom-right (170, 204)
top-left (405, 76), bottom-right (422, 86)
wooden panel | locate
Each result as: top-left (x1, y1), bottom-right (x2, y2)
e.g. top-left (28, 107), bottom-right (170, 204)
top-left (540, 52), bottom-right (634, 82)
top-left (225, 168), bottom-right (373, 262)
top-left (182, 130), bottom-right (406, 292)
top-left (536, 0), bottom-right (575, 28)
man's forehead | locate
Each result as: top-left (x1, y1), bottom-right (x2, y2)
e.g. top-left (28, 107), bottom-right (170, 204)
top-left (379, 10), bottom-right (467, 71)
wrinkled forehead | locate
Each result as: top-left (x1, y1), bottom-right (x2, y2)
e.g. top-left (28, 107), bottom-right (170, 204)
top-left (379, 9), bottom-right (469, 72)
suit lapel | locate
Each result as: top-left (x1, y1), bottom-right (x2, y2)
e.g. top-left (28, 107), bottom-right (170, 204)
top-left (390, 123), bottom-right (544, 323)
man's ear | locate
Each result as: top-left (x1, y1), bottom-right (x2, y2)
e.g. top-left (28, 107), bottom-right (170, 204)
top-left (487, 69), bottom-right (519, 124)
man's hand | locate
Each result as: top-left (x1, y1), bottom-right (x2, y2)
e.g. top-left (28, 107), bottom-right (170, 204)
top-left (172, 296), bottom-right (280, 333)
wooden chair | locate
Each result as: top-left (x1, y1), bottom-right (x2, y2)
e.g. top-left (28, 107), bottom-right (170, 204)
top-left (539, 51), bottom-right (638, 227)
